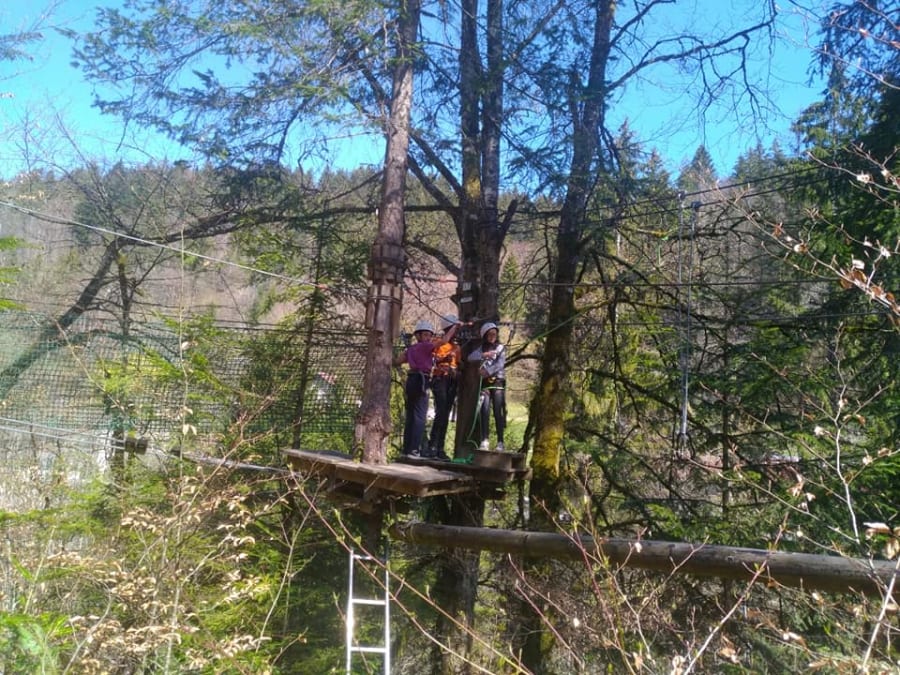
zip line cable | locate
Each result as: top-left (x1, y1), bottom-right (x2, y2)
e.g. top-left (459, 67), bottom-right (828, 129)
top-left (1, 160), bottom-right (831, 304)
top-left (4, 235), bottom-right (885, 339)
top-left (0, 167), bottom-right (870, 446)
top-left (0, 163), bottom-right (885, 459)
top-left (0, 199), bottom-right (323, 289)
top-left (408, 272), bottom-right (835, 289)
top-left (1, 160), bottom-right (828, 281)
top-left (0, 415), bottom-right (109, 445)
top-left (0, 162), bottom-right (871, 342)
top-left (0, 422), bottom-right (98, 445)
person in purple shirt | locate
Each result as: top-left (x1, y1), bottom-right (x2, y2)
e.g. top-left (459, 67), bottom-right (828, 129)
top-left (394, 318), bottom-right (461, 457)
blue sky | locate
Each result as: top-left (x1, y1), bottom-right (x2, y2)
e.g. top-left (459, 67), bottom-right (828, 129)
top-left (0, 2), bottom-right (197, 175)
top-left (603, 0), bottom-right (825, 174)
top-left (1, 1), bottom-right (825, 180)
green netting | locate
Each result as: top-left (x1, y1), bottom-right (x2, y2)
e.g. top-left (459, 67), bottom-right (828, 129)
top-left (0, 311), bottom-right (367, 451)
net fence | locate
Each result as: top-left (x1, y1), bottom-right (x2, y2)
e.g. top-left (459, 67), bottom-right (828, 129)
top-left (0, 311), bottom-right (369, 455)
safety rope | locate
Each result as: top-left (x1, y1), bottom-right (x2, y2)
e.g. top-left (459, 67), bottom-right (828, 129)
top-left (463, 375), bottom-right (486, 451)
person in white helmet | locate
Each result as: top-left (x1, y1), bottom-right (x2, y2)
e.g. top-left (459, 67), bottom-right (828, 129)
top-left (394, 318), bottom-right (460, 457)
top-left (467, 321), bottom-right (507, 452)
top-left (426, 315), bottom-right (462, 460)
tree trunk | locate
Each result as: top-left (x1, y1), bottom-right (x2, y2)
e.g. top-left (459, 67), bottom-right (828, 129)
top-left (453, 0), bottom-right (507, 458)
top-left (354, 0), bottom-right (421, 464)
top-left (429, 495), bottom-right (485, 675)
top-left (521, 3), bottom-right (616, 670)
top-left (429, 0), bottom-right (506, 671)
top-left (530, 0), bottom-right (614, 517)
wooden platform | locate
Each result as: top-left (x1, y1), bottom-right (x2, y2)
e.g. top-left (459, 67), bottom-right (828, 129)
top-left (283, 449), bottom-right (475, 508)
top-left (398, 451), bottom-right (531, 484)
top-left (282, 449), bottom-right (530, 512)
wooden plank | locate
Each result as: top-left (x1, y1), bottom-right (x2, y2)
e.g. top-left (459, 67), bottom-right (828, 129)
top-left (400, 455), bottom-right (531, 483)
top-left (283, 449), bottom-right (475, 498)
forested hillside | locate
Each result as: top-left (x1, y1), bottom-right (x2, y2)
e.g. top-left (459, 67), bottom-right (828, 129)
top-left (0, 0), bottom-right (897, 673)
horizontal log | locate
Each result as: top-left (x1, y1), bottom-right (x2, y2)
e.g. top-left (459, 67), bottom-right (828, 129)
top-left (389, 522), bottom-right (899, 597)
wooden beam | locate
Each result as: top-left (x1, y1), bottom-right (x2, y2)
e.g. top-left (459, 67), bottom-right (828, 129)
top-left (389, 522), bottom-right (899, 597)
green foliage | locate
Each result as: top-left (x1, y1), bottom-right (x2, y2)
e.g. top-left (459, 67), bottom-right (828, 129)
top-left (74, 0), bottom-right (388, 165)
top-left (676, 145), bottom-right (717, 194)
top-left (1, 0), bottom-right (896, 671)
top-left (4, 142), bottom-right (895, 673)
top-left (499, 254), bottom-right (526, 326)
top-left (0, 458), bottom-right (349, 673)
top-left (0, 29), bottom-right (43, 63)
top-left (0, 611), bottom-right (68, 674)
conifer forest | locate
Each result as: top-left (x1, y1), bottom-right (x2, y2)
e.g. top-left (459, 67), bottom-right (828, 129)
top-left (0, 1), bottom-right (897, 673)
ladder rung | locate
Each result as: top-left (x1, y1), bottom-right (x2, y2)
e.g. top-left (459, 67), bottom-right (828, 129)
top-left (350, 646), bottom-right (388, 655)
top-left (346, 549), bottom-right (390, 674)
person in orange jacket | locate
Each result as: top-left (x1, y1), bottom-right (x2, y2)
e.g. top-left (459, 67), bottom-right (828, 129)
top-left (426, 315), bottom-right (462, 460)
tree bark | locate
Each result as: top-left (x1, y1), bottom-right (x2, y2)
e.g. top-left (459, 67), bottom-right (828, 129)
top-left (354, 0), bottom-right (421, 464)
top-left (391, 522), bottom-right (900, 597)
top-left (530, 0), bottom-right (614, 517)
top-left (428, 0), bottom-right (507, 671)
top-left (452, 0), bottom-right (508, 459)
top-left (522, 3), bottom-right (616, 670)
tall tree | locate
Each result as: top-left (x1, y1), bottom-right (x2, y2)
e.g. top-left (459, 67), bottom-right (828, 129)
top-left (524, 0), bottom-right (775, 542)
top-left (449, 0), bottom-right (513, 459)
top-left (518, 2), bottom-right (776, 670)
top-left (676, 144), bottom-right (717, 194)
top-left (355, 0), bottom-right (423, 464)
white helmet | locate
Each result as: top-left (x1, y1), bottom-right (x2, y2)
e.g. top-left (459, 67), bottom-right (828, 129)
top-left (414, 319), bottom-right (435, 334)
top-left (480, 321), bottom-right (498, 338)
top-left (440, 314), bottom-right (458, 330)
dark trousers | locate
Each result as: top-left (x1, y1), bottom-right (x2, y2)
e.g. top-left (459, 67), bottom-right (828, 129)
top-left (428, 375), bottom-right (457, 453)
top-left (478, 382), bottom-right (506, 444)
top-left (402, 372), bottom-right (430, 454)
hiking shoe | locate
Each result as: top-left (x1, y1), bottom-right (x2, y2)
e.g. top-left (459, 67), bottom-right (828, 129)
top-left (495, 442), bottom-right (505, 452)
top-left (433, 450), bottom-right (451, 461)
top-left (479, 439), bottom-right (490, 451)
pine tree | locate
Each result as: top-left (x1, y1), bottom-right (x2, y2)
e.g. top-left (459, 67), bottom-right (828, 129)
top-left (676, 145), bottom-right (717, 195)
